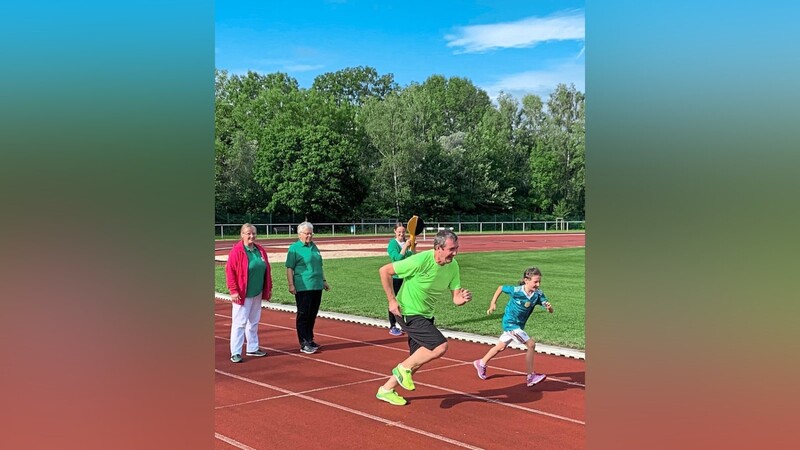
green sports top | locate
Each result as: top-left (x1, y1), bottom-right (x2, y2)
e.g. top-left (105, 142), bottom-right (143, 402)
top-left (285, 240), bottom-right (324, 291)
top-left (387, 238), bottom-right (413, 279)
top-left (393, 250), bottom-right (461, 319)
top-left (244, 245), bottom-right (266, 297)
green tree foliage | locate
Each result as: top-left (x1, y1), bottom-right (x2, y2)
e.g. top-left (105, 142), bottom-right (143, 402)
top-left (256, 123), bottom-right (365, 220)
top-left (215, 70), bottom-right (301, 215)
top-left (312, 65), bottom-right (398, 107)
top-left (358, 92), bottom-right (417, 217)
top-left (253, 89), bottom-right (367, 221)
top-left (215, 130), bottom-right (265, 214)
top-left (214, 67), bottom-right (585, 221)
top-left (358, 76), bottom-right (496, 218)
top-left (456, 92), bottom-right (533, 213)
top-left (529, 84), bottom-right (585, 218)
top-left (407, 141), bottom-right (460, 217)
top-left (410, 75), bottom-right (492, 141)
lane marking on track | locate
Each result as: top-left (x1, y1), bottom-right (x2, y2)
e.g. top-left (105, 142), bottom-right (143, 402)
top-left (215, 432), bottom-right (256, 450)
top-left (426, 360), bottom-right (585, 388)
top-left (215, 312), bottom-right (584, 388)
top-left (216, 376), bottom-right (386, 410)
top-left (214, 333), bottom-right (584, 425)
top-left (216, 369), bottom-right (485, 450)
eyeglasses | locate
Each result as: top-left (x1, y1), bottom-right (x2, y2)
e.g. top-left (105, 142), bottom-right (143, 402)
top-left (301, 232), bottom-right (314, 236)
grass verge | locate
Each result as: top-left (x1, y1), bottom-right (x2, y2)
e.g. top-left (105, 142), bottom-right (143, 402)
top-left (215, 248), bottom-right (584, 349)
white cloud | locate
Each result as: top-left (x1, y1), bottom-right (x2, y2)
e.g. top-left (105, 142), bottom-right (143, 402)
top-left (284, 64), bottom-right (325, 72)
top-left (446, 10), bottom-right (584, 53)
top-left (480, 59), bottom-right (585, 102)
top-left (241, 59), bottom-right (324, 74)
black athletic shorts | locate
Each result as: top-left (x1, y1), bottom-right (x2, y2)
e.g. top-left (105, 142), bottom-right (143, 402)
top-left (395, 315), bottom-right (447, 355)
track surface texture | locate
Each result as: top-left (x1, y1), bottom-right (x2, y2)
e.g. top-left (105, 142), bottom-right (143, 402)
top-left (215, 232), bottom-right (585, 449)
top-left (215, 302), bottom-right (585, 450)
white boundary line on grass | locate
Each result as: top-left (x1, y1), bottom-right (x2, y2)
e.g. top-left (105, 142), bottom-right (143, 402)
top-left (214, 293), bottom-right (585, 360)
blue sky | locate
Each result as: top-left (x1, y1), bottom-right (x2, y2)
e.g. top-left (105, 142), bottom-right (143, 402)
top-left (215, 0), bottom-right (584, 101)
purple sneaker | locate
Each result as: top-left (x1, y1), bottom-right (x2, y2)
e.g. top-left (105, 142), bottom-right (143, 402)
top-left (389, 327), bottom-right (403, 336)
top-left (473, 360), bottom-right (487, 380)
top-left (527, 373), bottom-right (547, 387)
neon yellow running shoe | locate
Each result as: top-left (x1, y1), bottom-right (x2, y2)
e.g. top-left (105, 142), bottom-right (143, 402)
top-left (376, 387), bottom-right (407, 406)
top-left (392, 364), bottom-right (416, 391)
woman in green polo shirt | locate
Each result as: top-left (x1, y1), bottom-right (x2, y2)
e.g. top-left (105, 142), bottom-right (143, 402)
top-left (285, 221), bottom-right (330, 354)
top-left (386, 221), bottom-right (413, 336)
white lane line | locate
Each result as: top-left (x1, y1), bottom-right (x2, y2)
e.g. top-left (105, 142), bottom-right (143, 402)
top-left (215, 312), bottom-right (584, 388)
top-left (215, 331), bottom-right (399, 377)
top-left (214, 334), bottom-right (584, 426)
top-left (216, 369), bottom-right (484, 450)
top-left (216, 376), bottom-right (385, 410)
top-left (214, 432), bottom-right (256, 450)
top-left (423, 360), bottom-right (584, 388)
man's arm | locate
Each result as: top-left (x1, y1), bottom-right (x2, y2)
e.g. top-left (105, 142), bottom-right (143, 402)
top-left (379, 263), bottom-right (401, 316)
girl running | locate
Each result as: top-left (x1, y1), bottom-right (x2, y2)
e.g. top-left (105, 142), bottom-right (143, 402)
top-left (472, 267), bottom-right (553, 387)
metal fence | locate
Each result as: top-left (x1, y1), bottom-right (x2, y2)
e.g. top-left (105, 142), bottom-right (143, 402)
top-left (215, 220), bottom-right (585, 239)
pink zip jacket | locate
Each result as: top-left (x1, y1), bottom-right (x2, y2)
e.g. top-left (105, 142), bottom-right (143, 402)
top-left (225, 241), bottom-right (272, 305)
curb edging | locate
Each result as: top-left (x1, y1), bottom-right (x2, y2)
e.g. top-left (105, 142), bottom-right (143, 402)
top-left (214, 292), bottom-right (585, 360)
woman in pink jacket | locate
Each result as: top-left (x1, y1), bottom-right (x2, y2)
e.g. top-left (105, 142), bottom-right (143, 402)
top-left (225, 223), bottom-right (272, 363)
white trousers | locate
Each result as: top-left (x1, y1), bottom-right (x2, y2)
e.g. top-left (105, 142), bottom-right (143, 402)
top-left (230, 294), bottom-right (262, 355)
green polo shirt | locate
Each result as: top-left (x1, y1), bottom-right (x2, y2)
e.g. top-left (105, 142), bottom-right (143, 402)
top-left (393, 250), bottom-right (461, 319)
top-left (285, 240), bottom-right (324, 291)
top-left (387, 238), bottom-right (413, 279)
top-left (244, 245), bottom-right (266, 297)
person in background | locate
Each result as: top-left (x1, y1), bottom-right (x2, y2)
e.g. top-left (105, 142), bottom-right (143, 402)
top-left (386, 221), bottom-right (414, 336)
top-left (225, 223), bottom-right (272, 363)
top-left (472, 267), bottom-right (553, 387)
top-left (374, 230), bottom-right (472, 406)
top-left (285, 222), bottom-right (330, 354)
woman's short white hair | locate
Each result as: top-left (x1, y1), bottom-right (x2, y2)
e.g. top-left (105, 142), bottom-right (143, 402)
top-left (298, 221), bottom-right (314, 233)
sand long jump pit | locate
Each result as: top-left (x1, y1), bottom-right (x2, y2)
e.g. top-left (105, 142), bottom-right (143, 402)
top-left (214, 241), bottom-right (432, 263)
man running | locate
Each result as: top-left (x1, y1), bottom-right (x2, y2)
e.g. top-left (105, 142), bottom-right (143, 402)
top-left (375, 229), bottom-right (472, 406)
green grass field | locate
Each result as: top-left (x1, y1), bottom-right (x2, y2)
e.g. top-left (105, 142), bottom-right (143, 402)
top-left (215, 248), bottom-right (585, 349)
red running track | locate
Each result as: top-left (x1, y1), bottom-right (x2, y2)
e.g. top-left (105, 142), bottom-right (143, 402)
top-left (214, 233), bottom-right (585, 257)
top-left (214, 300), bottom-right (585, 449)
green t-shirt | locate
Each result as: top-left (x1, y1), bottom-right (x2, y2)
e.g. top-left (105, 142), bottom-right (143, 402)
top-left (393, 250), bottom-right (461, 318)
top-left (244, 245), bottom-right (267, 297)
top-left (387, 238), bottom-right (413, 279)
top-left (285, 240), bottom-right (324, 291)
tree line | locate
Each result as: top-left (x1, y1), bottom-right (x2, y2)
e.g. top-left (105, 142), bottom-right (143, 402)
top-left (215, 66), bottom-right (584, 222)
